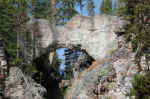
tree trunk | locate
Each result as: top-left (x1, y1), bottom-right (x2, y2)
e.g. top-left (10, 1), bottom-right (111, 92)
top-left (31, 22), bottom-right (36, 61)
top-left (17, 31), bottom-right (19, 59)
top-left (51, 0), bottom-right (57, 25)
top-left (50, 0), bottom-right (57, 64)
top-left (135, 43), bottom-right (143, 72)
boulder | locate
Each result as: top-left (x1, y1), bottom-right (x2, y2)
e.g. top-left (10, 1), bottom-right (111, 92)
top-left (5, 67), bottom-right (46, 99)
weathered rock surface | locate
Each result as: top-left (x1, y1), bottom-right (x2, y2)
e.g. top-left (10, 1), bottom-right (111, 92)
top-left (4, 67), bottom-right (46, 99)
top-left (0, 40), bottom-right (46, 99)
top-left (30, 15), bottom-right (125, 60)
top-left (3, 14), bottom-right (147, 99)
top-left (65, 37), bottom-right (139, 99)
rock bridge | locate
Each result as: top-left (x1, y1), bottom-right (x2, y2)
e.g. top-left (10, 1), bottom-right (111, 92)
top-left (29, 15), bottom-right (126, 99)
top-left (30, 15), bottom-right (124, 63)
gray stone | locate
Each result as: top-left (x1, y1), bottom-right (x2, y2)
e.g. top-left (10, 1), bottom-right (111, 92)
top-left (30, 15), bottom-right (125, 60)
top-left (65, 39), bottom-right (138, 99)
top-left (5, 67), bottom-right (46, 99)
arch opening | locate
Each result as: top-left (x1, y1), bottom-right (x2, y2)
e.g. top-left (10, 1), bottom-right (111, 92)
top-left (33, 45), bottom-right (95, 99)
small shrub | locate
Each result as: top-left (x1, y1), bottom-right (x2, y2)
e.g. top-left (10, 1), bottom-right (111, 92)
top-left (129, 72), bottom-right (150, 99)
top-left (97, 65), bottom-right (113, 78)
top-left (106, 96), bottom-right (111, 99)
top-left (109, 49), bottom-right (117, 55)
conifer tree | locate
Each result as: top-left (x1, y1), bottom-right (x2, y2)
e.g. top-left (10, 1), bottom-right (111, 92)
top-left (0, 0), bottom-right (29, 65)
top-left (0, 1), bottom-right (17, 61)
top-left (56, 0), bottom-right (78, 25)
top-left (119, 0), bottom-right (150, 71)
top-left (31, 0), bottom-right (51, 19)
top-left (100, 0), bottom-right (112, 14)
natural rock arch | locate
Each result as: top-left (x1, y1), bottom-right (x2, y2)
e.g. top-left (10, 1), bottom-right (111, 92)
top-left (30, 15), bottom-right (124, 61)
top-left (29, 15), bottom-right (126, 99)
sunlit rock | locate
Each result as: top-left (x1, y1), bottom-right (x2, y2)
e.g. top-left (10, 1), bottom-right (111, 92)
top-left (30, 15), bottom-right (125, 60)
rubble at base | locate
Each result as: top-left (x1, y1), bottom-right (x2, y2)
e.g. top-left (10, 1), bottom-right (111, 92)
top-left (4, 67), bottom-right (46, 99)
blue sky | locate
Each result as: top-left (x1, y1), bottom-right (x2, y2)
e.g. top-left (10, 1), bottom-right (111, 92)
top-left (75, 0), bottom-right (117, 16)
top-left (75, 0), bottom-right (102, 16)
top-left (95, 0), bottom-right (103, 14)
top-left (56, 48), bottom-right (66, 74)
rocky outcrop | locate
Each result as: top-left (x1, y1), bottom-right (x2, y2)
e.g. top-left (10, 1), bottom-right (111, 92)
top-left (29, 14), bottom-right (141, 99)
top-left (30, 15), bottom-right (125, 60)
top-left (0, 40), bottom-right (46, 99)
top-left (4, 67), bottom-right (46, 99)
top-left (65, 37), bottom-right (139, 99)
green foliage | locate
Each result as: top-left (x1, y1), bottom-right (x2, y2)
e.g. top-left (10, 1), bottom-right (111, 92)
top-left (56, 0), bottom-right (79, 25)
top-left (31, 0), bottom-right (78, 24)
top-left (129, 72), bottom-right (150, 99)
top-left (119, 0), bottom-right (150, 45)
top-left (30, 0), bottom-right (89, 25)
top-left (118, 0), bottom-right (150, 71)
top-left (100, 0), bottom-right (112, 14)
top-left (0, 0), bottom-right (29, 65)
top-left (106, 96), bottom-right (111, 99)
top-left (97, 65), bottom-right (113, 77)
top-left (22, 63), bottom-right (38, 75)
top-left (100, 0), bottom-right (124, 15)
top-left (64, 85), bottom-right (71, 96)
top-left (0, 1), bottom-right (17, 56)
top-left (108, 49), bottom-right (117, 55)
top-left (31, 0), bottom-right (51, 19)
top-left (11, 58), bottom-right (22, 65)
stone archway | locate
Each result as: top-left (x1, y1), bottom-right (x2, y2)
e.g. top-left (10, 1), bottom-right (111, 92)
top-left (30, 15), bottom-right (125, 62)
top-left (30, 15), bottom-right (125, 99)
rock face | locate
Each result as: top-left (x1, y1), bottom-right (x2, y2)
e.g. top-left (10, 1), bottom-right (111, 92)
top-left (0, 40), bottom-right (46, 99)
top-left (4, 67), bottom-right (46, 99)
top-left (30, 15), bottom-right (125, 60)
top-left (65, 37), bottom-right (138, 99)
top-left (3, 14), bottom-right (145, 99)
top-left (29, 15), bottom-right (129, 99)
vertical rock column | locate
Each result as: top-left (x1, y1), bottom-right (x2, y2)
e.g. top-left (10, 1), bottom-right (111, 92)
top-left (0, 40), bottom-right (8, 99)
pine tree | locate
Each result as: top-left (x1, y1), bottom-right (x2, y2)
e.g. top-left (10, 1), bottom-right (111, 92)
top-left (0, 1), bottom-right (17, 61)
top-left (64, 49), bottom-right (74, 79)
top-left (30, 0), bottom-right (94, 25)
top-left (119, 0), bottom-right (150, 71)
top-left (0, 0), bottom-right (29, 65)
top-left (64, 49), bottom-right (82, 79)
top-left (130, 71), bottom-right (150, 99)
top-left (100, 0), bottom-right (112, 14)
top-left (52, 0), bottom-right (85, 25)
top-left (56, 0), bottom-right (78, 25)
top-left (31, 0), bottom-right (51, 19)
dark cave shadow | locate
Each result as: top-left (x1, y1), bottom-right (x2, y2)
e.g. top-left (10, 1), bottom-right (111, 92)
top-left (33, 52), bottom-right (63, 99)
